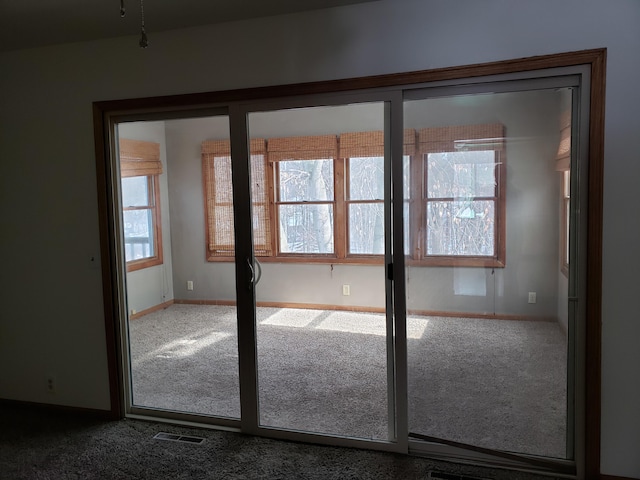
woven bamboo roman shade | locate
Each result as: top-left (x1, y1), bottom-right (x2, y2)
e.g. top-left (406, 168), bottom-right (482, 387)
top-left (417, 124), bottom-right (505, 153)
top-left (201, 139), bottom-right (271, 257)
top-left (338, 129), bottom-right (416, 157)
top-left (556, 110), bottom-right (571, 171)
top-left (267, 135), bottom-right (337, 162)
top-left (119, 139), bottom-right (162, 177)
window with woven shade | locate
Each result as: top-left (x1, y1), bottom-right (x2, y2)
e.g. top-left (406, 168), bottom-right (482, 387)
top-left (414, 124), bottom-right (506, 267)
top-left (339, 130), bottom-right (415, 256)
top-left (202, 139), bottom-right (272, 260)
top-left (119, 138), bottom-right (163, 272)
top-left (268, 135), bottom-right (337, 256)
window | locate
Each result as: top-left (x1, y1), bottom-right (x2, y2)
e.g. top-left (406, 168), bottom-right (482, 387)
top-left (556, 109), bottom-right (571, 276)
top-left (202, 139), bottom-right (272, 260)
top-left (347, 156), bottom-right (384, 255)
top-left (119, 139), bottom-right (163, 271)
top-left (202, 124), bottom-right (504, 267)
top-left (561, 170), bottom-right (570, 276)
top-left (406, 124), bottom-right (506, 267)
top-left (277, 159), bottom-right (335, 254)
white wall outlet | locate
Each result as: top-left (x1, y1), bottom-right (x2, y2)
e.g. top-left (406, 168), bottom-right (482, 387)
top-left (46, 375), bottom-right (56, 394)
top-left (130, 309), bottom-right (137, 316)
top-left (187, 280), bottom-right (194, 291)
top-left (528, 292), bottom-right (537, 304)
top-left (342, 284), bottom-right (351, 296)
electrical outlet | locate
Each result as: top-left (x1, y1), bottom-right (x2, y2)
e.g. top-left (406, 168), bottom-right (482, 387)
top-left (187, 281), bottom-right (194, 291)
top-left (342, 284), bottom-right (350, 296)
top-left (528, 292), bottom-right (537, 304)
top-left (46, 376), bottom-right (56, 394)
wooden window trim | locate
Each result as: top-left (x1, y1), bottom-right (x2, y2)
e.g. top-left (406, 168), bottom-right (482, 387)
top-left (204, 127), bottom-right (505, 266)
top-left (410, 125), bottom-right (506, 268)
top-left (124, 175), bottom-right (163, 272)
top-left (119, 138), bottom-right (164, 272)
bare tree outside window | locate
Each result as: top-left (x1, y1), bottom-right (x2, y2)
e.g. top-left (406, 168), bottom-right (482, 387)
top-left (278, 159), bottom-right (334, 254)
top-left (425, 151), bottom-right (497, 257)
top-left (122, 175), bottom-right (155, 261)
top-left (347, 156), bottom-right (384, 255)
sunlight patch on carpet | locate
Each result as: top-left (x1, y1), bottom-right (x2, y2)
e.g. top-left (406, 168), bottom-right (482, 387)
top-left (317, 312), bottom-right (429, 339)
top-left (154, 332), bottom-right (232, 359)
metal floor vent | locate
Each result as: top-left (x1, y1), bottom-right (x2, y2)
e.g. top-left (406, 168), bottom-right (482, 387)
top-left (153, 432), bottom-right (205, 445)
top-left (428, 472), bottom-right (489, 480)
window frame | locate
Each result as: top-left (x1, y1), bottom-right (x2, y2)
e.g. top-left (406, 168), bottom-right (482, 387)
top-left (122, 174), bottom-right (163, 272)
top-left (119, 138), bottom-right (164, 272)
top-left (274, 157), bottom-right (337, 257)
top-left (202, 125), bottom-right (505, 267)
top-left (405, 125), bottom-right (506, 268)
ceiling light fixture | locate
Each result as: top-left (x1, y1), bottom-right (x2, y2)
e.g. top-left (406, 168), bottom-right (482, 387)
top-left (119, 0), bottom-right (149, 48)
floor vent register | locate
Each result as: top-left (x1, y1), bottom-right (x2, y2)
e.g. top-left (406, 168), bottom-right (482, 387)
top-left (153, 432), bottom-right (205, 445)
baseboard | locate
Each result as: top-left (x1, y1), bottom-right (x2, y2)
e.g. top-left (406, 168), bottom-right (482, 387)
top-left (0, 398), bottom-right (116, 420)
top-left (600, 475), bottom-right (639, 480)
top-left (172, 299), bottom-right (555, 322)
top-left (130, 299), bottom-right (174, 320)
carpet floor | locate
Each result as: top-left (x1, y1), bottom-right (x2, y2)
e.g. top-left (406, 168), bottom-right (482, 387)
top-left (129, 305), bottom-right (567, 459)
top-left (0, 404), bottom-right (566, 480)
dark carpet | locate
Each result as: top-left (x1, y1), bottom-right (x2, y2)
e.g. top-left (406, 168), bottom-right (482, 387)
top-left (0, 404), bottom-right (564, 480)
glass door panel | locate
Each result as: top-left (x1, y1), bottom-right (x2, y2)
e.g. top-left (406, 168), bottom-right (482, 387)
top-left (404, 88), bottom-right (573, 458)
top-left (119, 115), bottom-right (241, 419)
top-left (247, 103), bottom-right (391, 439)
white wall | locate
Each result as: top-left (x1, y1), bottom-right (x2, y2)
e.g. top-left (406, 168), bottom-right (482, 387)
top-left (118, 121), bottom-right (175, 314)
top-left (0, 0), bottom-right (638, 476)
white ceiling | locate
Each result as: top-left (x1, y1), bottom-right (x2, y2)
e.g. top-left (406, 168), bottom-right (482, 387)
top-left (0, 0), bottom-right (379, 52)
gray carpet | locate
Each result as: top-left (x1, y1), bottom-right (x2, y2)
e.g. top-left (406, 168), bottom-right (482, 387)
top-left (0, 404), bottom-right (565, 480)
top-left (129, 305), bottom-right (566, 459)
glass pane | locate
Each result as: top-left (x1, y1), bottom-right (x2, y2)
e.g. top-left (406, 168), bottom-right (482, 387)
top-left (349, 157), bottom-right (384, 200)
top-left (348, 203), bottom-right (384, 254)
top-left (119, 116), bottom-right (241, 421)
top-left (279, 159), bottom-right (334, 202)
top-left (279, 204), bottom-right (334, 253)
top-left (123, 209), bottom-right (154, 261)
top-left (405, 88), bottom-right (572, 459)
top-left (426, 200), bottom-right (495, 256)
top-left (249, 102), bottom-right (389, 440)
top-left (427, 151), bottom-right (496, 199)
top-left (121, 176), bottom-right (149, 207)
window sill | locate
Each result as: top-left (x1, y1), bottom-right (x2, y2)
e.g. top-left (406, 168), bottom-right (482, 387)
top-left (206, 254), bottom-right (385, 266)
top-left (126, 257), bottom-right (163, 272)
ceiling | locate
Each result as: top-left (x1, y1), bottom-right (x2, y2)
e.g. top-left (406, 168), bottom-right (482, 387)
top-left (0, 0), bottom-right (379, 52)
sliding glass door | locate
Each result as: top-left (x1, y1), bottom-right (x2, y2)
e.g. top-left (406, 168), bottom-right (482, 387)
top-left (403, 84), bottom-right (581, 465)
top-left (118, 114), bottom-right (242, 422)
top-left (103, 56), bottom-right (596, 477)
top-left (244, 102), bottom-right (393, 439)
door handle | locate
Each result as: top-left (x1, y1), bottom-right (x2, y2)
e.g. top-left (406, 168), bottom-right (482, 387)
top-left (247, 257), bottom-right (255, 287)
top-left (246, 257), bottom-right (263, 288)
